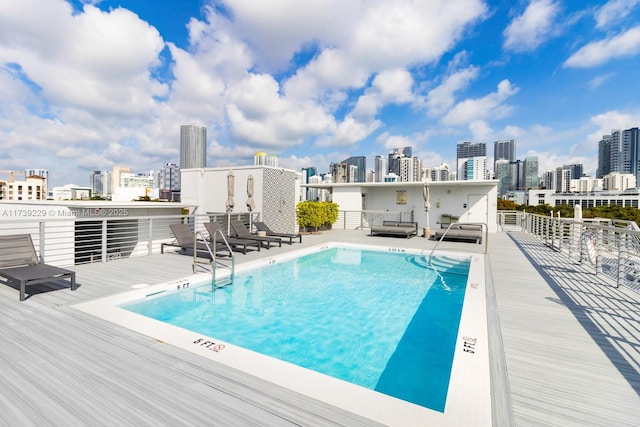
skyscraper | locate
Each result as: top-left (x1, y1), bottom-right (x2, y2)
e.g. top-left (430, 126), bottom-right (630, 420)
top-left (622, 127), bottom-right (640, 184)
top-left (523, 156), bottom-right (539, 189)
top-left (457, 141), bottom-right (487, 181)
top-left (180, 124), bottom-right (207, 169)
top-left (494, 139), bottom-right (516, 172)
top-left (374, 155), bottom-right (387, 182)
top-left (387, 147), bottom-right (412, 175)
top-left (600, 130), bottom-right (622, 177)
top-left (343, 156), bottom-right (366, 183)
top-left (157, 163), bottom-right (181, 196)
top-left (90, 170), bottom-right (104, 197)
top-left (457, 141), bottom-right (487, 158)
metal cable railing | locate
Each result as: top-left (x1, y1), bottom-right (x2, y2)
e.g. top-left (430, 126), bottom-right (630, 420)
top-left (497, 211), bottom-right (640, 291)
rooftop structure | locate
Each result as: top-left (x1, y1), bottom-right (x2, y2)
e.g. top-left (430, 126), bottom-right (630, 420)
top-left (0, 211), bottom-right (637, 425)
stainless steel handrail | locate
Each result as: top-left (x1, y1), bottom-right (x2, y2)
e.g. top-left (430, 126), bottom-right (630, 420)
top-left (206, 230), bottom-right (235, 287)
top-left (428, 222), bottom-right (488, 261)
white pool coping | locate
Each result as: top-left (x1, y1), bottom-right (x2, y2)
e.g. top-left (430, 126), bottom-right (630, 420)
top-left (73, 242), bottom-right (491, 427)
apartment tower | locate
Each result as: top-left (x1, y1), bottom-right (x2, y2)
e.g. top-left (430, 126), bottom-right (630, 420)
top-left (180, 124), bottom-right (207, 169)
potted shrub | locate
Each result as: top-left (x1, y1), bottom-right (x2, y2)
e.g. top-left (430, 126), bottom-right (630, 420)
top-left (296, 201), bottom-right (338, 233)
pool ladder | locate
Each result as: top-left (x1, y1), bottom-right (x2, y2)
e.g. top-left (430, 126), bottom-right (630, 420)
top-left (193, 230), bottom-right (235, 287)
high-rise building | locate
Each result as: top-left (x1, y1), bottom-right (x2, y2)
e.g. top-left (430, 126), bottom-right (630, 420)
top-left (254, 151), bottom-right (278, 167)
top-left (180, 124), bottom-right (207, 169)
top-left (90, 170), bottom-right (104, 197)
top-left (457, 141), bottom-right (486, 158)
top-left (398, 157), bottom-right (423, 182)
top-left (622, 127), bottom-right (640, 184)
top-left (523, 156), bottom-right (539, 189)
top-left (388, 147), bottom-right (412, 175)
top-left (343, 156), bottom-right (366, 183)
top-left (457, 141), bottom-right (486, 180)
top-left (157, 163), bottom-right (181, 201)
top-left (495, 159), bottom-right (510, 196)
top-left (494, 139), bottom-right (516, 162)
top-left (458, 156), bottom-right (487, 181)
top-left (494, 139), bottom-right (516, 172)
top-left (598, 130), bottom-right (621, 178)
top-left (554, 167), bottom-right (572, 193)
top-left (430, 163), bottom-right (451, 181)
top-left (542, 170), bottom-right (555, 190)
top-left (374, 156), bottom-right (387, 182)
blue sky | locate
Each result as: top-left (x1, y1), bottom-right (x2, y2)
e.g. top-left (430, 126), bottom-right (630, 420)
top-left (2, 0), bottom-right (640, 188)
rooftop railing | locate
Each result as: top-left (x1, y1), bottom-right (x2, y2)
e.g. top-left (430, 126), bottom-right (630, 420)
top-left (0, 212), bottom-right (257, 268)
top-left (498, 211), bottom-right (640, 292)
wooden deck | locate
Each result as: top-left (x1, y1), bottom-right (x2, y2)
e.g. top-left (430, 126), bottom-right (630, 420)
top-left (0, 230), bottom-right (638, 426)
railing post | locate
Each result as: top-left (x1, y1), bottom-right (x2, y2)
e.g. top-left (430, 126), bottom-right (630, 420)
top-left (101, 219), bottom-right (108, 263)
top-left (616, 233), bottom-right (623, 289)
top-left (39, 221), bottom-right (46, 263)
top-left (148, 217), bottom-right (153, 256)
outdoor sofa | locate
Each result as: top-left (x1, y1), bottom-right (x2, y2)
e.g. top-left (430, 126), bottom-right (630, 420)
top-left (433, 223), bottom-right (483, 244)
top-left (370, 221), bottom-right (418, 238)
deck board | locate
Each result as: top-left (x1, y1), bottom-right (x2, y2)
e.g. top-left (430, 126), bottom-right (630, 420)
top-left (489, 232), bottom-right (639, 427)
top-left (0, 230), bottom-right (638, 426)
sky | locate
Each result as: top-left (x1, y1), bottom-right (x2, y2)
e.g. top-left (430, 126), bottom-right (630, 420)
top-left (2, 0), bottom-right (640, 188)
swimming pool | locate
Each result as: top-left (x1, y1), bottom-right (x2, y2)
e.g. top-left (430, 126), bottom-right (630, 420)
top-left (74, 243), bottom-right (491, 426)
top-left (121, 247), bottom-right (469, 412)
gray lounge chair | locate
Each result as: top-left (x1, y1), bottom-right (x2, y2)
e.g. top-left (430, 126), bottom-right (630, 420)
top-left (253, 221), bottom-right (301, 244)
top-left (0, 234), bottom-right (77, 301)
top-left (164, 224), bottom-right (233, 257)
top-left (203, 222), bottom-right (261, 254)
top-left (230, 220), bottom-right (282, 249)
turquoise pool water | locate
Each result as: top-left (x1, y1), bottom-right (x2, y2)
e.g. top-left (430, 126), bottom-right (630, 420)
top-left (121, 247), bottom-right (470, 412)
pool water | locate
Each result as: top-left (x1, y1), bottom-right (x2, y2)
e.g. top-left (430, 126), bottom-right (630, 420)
top-left (121, 247), bottom-right (470, 412)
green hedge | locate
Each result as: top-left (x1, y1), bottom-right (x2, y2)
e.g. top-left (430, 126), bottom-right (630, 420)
top-left (296, 201), bottom-right (339, 231)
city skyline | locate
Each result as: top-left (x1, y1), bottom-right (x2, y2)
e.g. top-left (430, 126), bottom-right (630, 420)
top-left (2, 1), bottom-right (640, 188)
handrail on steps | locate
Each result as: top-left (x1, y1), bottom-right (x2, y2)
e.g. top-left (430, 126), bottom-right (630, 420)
top-left (192, 230), bottom-right (235, 286)
top-left (428, 222), bottom-right (488, 262)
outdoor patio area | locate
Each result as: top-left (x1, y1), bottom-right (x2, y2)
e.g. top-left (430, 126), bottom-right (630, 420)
top-left (0, 229), bottom-right (638, 426)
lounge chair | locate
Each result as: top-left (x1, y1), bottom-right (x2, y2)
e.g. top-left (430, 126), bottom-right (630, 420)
top-left (253, 221), bottom-right (302, 244)
top-left (203, 222), bottom-right (261, 254)
top-left (0, 234), bottom-right (77, 301)
top-left (164, 224), bottom-right (233, 257)
top-left (230, 220), bottom-right (282, 249)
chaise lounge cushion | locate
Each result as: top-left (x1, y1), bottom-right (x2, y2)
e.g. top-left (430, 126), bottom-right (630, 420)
top-left (433, 223), bottom-right (483, 243)
top-left (370, 221), bottom-right (418, 238)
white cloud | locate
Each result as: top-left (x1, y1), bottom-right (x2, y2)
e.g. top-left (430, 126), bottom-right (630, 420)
top-left (282, 0), bottom-right (487, 99)
top-left (589, 73), bottom-right (614, 88)
top-left (226, 73), bottom-right (336, 147)
top-left (594, 0), bottom-right (640, 29)
top-left (564, 26), bottom-right (640, 68)
top-left (503, 0), bottom-right (561, 52)
top-left (0, 3), bottom-right (167, 117)
top-left (352, 68), bottom-right (415, 118)
top-left (587, 110), bottom-right (640, 143)
top-left (441, 80), bottom-right (519, 126)
top-left (317, 116), bottom-right (381, 147)
top-left (469, 120), bottom-right (493, 142)
top-left (426, 66), bottom-right (479, 117)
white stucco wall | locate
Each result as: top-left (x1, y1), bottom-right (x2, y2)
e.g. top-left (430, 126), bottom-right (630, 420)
top-left (305, 181), bottom-right (498, 233)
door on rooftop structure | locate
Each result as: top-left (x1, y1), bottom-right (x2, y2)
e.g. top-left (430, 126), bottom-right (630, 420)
top-left (466, 194), bottom-right (488, 225)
